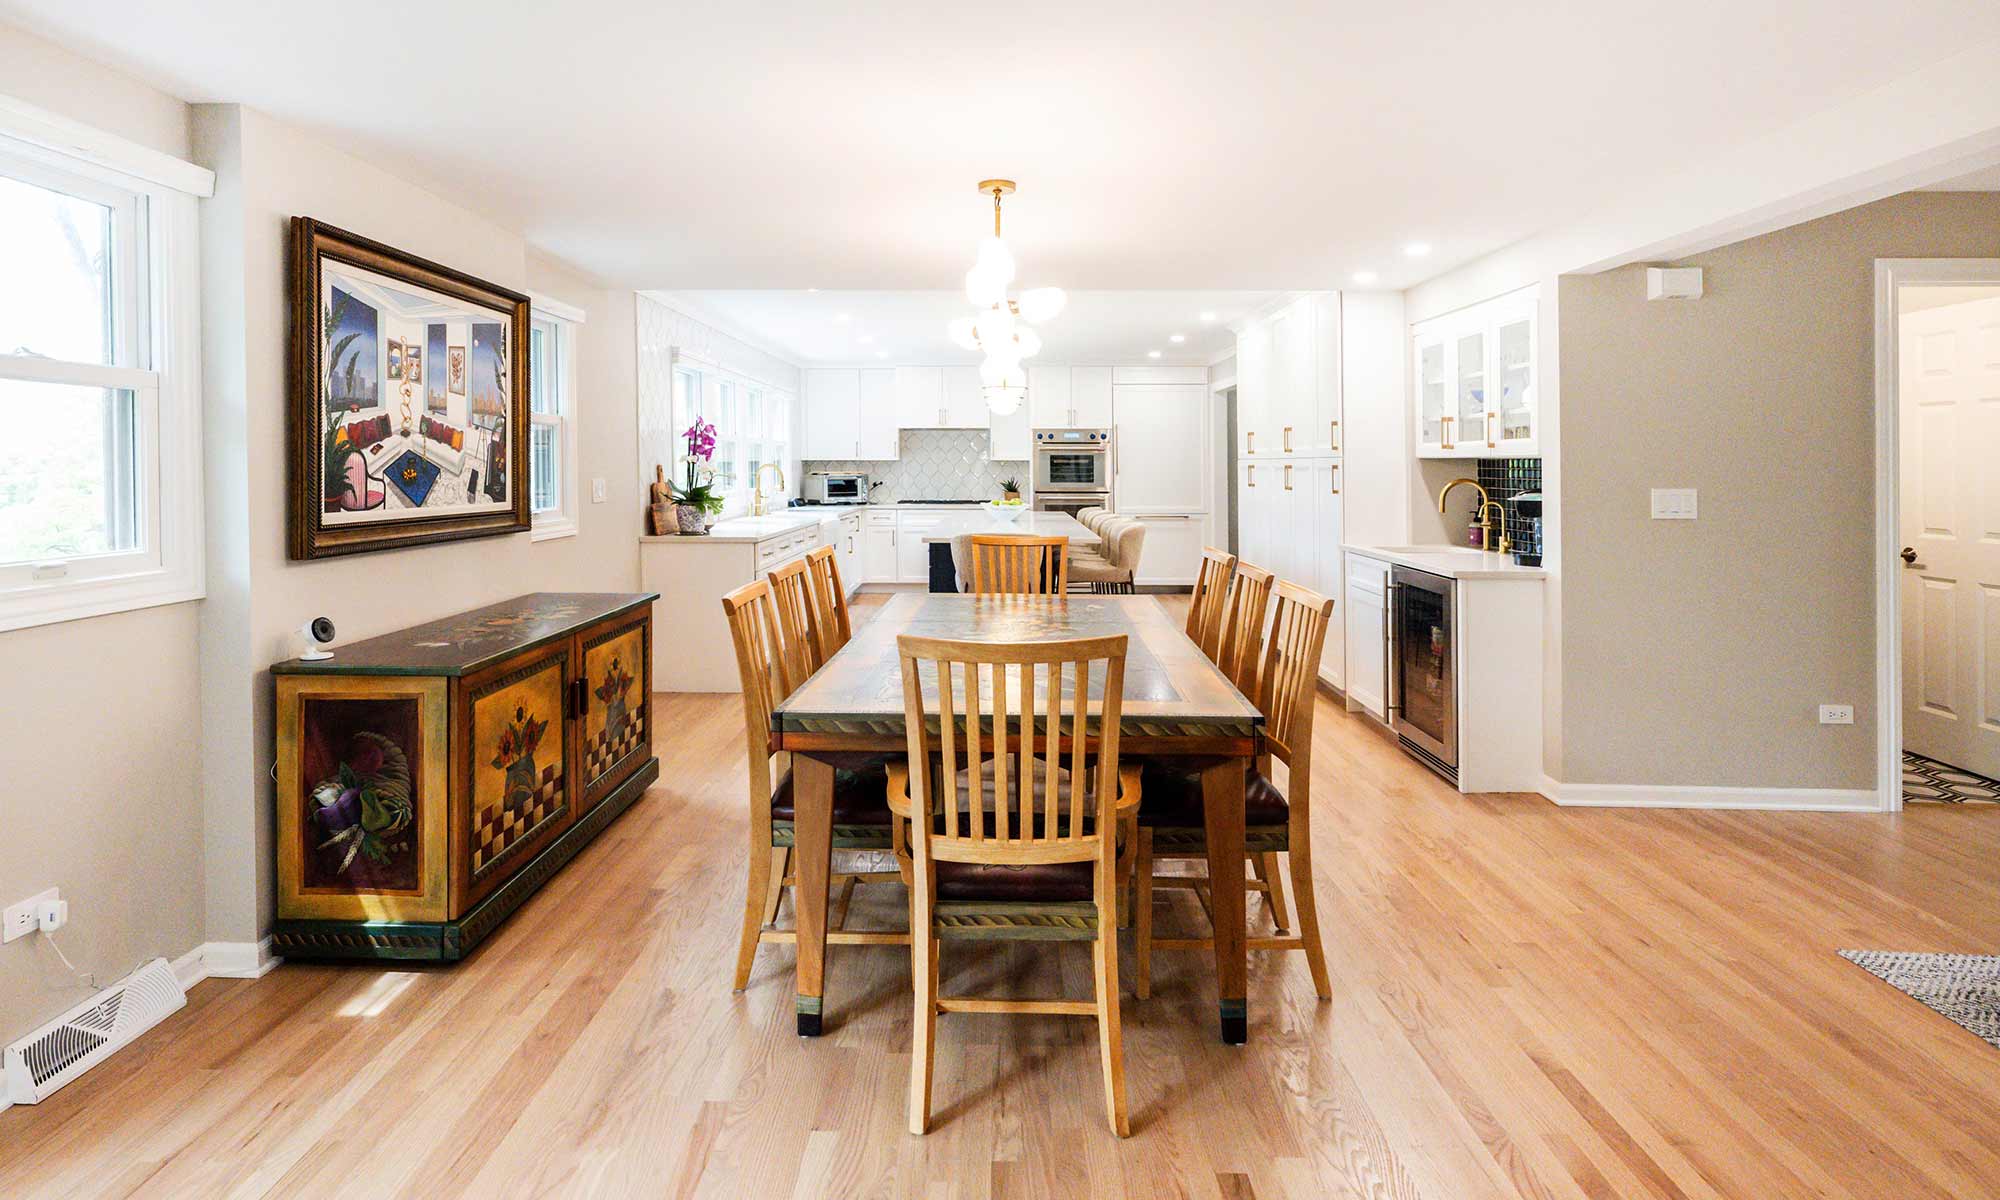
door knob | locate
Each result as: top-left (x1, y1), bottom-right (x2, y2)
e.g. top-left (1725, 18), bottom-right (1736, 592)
top-left (1901, 546), bottom-right (1918, 565)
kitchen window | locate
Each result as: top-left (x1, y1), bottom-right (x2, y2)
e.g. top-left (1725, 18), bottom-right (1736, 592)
top-left (671, 356), bottom-right (793, 515)
top-left (527, 294), bottom-right (584, 541)
top-left (0, 135), bottom-right (205, 631)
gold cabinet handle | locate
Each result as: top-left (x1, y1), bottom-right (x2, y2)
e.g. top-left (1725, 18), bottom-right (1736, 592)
top-left (1330, 463), bottom-right (1340, 495)
top-left (1282, 425), bottom-right (1293, 453)
top-left (1486, 412), bottom-right (1496, 448)
top-left (1283, 464), bottom-right (1294, 491)
top-left (1441, 415), bottom-right (1454, 450)
top-left (1330, 419), bottom-right (1339, 453)
top-left (1247, 465), bottom-right (1256, 488)
top-left (1246, 431), bottom-right (1255, 454)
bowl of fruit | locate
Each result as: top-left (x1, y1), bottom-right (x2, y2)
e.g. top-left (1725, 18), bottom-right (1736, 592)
top-left (987, 494), bottom-right (1028, 523)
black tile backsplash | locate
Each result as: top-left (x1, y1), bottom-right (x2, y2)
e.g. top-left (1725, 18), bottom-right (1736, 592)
top-left (1476, 458), bottom-right (1543, 560)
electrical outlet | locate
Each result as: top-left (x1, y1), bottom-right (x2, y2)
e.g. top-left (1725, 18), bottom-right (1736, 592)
top-left (1819, 704), bottom-right (1855, 725)
top-left (1650, 488), bottom-right (1698, 519)
top-left (4, 888), bottom-right (59, 943)
top-left (591, 477), bottom-right (607, 503)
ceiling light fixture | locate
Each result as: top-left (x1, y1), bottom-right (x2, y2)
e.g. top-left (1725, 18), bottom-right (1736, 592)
top-left (1403, 242), bottom-right (1432, 258)
top-left (1147, 350), bottom-right (1162, 359)
top-left (949, 179), bottom-right (1062, 416)
top-left (1169, 333), bottom-right (1186, 344)
top-left (1351, 270), bottom-right (1378, 285)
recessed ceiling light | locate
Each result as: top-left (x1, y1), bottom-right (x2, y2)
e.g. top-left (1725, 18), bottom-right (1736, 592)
top-left (1147, 350), bottom-right (1162, 359)
top-left (834, 312), bottom-right (851, 323)
top-left (1198, 311), bottom-right (1218, 322)
top-left (1351, 270), bottom-right (1378, 285)
top-left (1168, 333), bottom-right (1186, 344)
top-left (1403, 242), bottom-right (1432, 258)
top-left (857, 334), bottom-right (873, 344)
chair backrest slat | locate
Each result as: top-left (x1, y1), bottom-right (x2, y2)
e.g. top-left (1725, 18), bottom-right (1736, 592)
top-left (966, 535), bottom-right (1069, 595)
top-left (1258, 580), bottom-right (1335, 767)
top-left (1213, 560), bottom-right (1276, 703)
top-left (766, 559), bottom-right (822, 691)
top-left (722, 579), bottom-right (793, 820)
top-left (804, 544), bottom-right (852, 659)
top-left (1188, 548), bottom-right (1236, 658)
top-left (898, 633), bottom-right (1126, 860)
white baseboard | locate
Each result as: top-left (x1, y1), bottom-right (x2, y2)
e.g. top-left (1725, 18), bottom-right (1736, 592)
top-left (1547, 781), bottom-right (1879, 811)
top-left (170, 938), bottom-right (282, 990)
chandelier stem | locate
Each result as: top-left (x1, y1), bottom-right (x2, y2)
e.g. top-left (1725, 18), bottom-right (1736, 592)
top-left (993, 188), bottom-right (1003, 238)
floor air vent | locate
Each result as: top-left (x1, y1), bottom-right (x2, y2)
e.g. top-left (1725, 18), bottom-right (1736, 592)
top-left (5, 958), bottom-right (184, 1104)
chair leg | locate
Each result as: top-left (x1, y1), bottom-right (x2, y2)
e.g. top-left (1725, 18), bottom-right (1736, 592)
top-left (1256, 852), bottom-right (1291, 935)
top-left (762, 845), bottom-right (790, 927)
top-left (1133, 828), bottom-right (1155, 1000)
top-left (1094, 871), bottom-right (1131, 1136)
top-left (1287, 839), bottom-right (1332, 1000)
top-left (734, 838), bottom-right (775, 991)
top-left (909, 883), bottom-right (939, 1134)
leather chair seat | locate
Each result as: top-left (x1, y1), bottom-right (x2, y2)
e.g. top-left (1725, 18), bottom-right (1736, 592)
top-left (771, 760), bottom-right (895, 824)
top-left (935, 858), bottom-right (1095, 902)
top-left (1135, 761), bottom-right (1289, 828)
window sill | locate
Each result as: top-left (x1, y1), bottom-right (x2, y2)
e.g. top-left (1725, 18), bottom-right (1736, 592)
top-left (0, 566), bottom-right (205, 633)
top-left (531, 516), bottom-right (578, 542)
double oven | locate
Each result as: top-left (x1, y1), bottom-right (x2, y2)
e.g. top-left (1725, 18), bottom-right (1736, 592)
top-left (1030, 428), bottom-right (1111, 516)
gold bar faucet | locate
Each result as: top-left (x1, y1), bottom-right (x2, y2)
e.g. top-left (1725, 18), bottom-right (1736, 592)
top-left (751, 462), bottom-right (787, 516)
top-left (1437, 477), bottom-right (1508, 553)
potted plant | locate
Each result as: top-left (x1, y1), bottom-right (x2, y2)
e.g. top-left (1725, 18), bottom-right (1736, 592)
top-left (672, 419), bottom-right (727, 534)
top-left (999, 476), bottom-right (1022, 502)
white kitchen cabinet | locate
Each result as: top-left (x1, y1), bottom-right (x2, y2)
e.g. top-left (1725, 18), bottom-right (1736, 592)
top-left (1237, 460), bottom-right (1274, 568)
top-left (989, 396), bottom-right (1031, 461)
top-left (801, 369), bottom-right (862, 459)
top-left (1071, 367), bottom-right (1114, 427)
top-left (1029, 365), bottom-right (1071, 427)
top-left (895, 366), bottom-right (944, 428)
top-left (858, 368), bottom-right (899, 459)
top-left (942, 366), bottom-right (987, 428)
top-left (1112, 383), bottom-right (1207, 513)
top-left (1269, 302), bottom-right (1314, 455)
top-left (1235, 321), bottom-right (1272, 457)
top-left (1306, 458), bottom-right (1344, 686)
top-left (1413, 288), bottom-right (1538, 458)
top-left (1343, 554), bottom-right (1389, 718)
top-left (863, 511), bottom-right (897, 582)
top-left (1130, 514), bottom-right (1204, 585)
top-left (1311, 294), bottom-right (1343, 455)
top-left (834, 513), bottom-right (863, 590)
top-left (897, 512), bottom-right (946, 581)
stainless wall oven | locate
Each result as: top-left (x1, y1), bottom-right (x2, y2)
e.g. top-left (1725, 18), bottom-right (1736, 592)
top-left (1032, 490), bottom-right (1109, 519)
top-left (1033, 428), bottom-right (1111, 492)
top-left (1388, 566), bottom-right (1457, 781)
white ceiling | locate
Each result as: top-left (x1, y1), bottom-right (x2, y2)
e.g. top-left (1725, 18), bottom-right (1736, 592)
top-left (7, 1), bottom-right (2000, 292)
top-left (660, 290), bottom-right (1275, 366)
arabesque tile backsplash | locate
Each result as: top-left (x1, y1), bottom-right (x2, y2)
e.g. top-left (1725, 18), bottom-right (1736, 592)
top-left (803, 429), bottom-right (1028, 502)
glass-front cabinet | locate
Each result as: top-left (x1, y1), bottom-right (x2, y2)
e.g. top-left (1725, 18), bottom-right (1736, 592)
top-left (1412, 287), bottom-right (1538, 458)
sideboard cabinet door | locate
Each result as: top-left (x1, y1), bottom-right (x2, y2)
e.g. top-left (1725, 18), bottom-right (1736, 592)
top-left (574, 610), bottom-right (654, 813)
top-left (454, 639), bottom-right (575, 913)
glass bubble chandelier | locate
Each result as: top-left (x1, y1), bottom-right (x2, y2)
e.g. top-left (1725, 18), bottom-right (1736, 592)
top-left (947, 179), bottom-right (1064, 415)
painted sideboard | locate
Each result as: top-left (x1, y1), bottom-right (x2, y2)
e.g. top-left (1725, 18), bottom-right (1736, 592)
top-left (270, 592), bottom-right (659, 961)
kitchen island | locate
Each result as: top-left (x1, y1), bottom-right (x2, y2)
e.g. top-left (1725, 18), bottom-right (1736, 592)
top-left (916, 509), bottom-right (1101, 591)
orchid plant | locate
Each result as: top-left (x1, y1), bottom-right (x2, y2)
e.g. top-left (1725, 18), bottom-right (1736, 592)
top-left (672, 418), bottom-right (726, 517)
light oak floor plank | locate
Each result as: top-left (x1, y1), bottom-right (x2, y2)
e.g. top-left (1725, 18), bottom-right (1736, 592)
top-left (4, 593), bottom-right (1999, 1199)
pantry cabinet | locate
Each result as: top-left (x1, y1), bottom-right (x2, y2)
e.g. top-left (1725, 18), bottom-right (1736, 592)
top-left (1413, 288), bottom-right (1538, 458)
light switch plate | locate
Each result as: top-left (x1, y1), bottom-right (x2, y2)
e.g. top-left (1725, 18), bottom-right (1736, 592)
top-left (1650, 488), bottom-right (1697, 519)
top-left (591, 478), bottom-right (607, 503)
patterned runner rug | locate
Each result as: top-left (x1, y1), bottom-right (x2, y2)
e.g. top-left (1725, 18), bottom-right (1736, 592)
top-left (1841, 950), bottom-right (2000, 1048)
top-left (1903, 751), bottom-right (2000, 804)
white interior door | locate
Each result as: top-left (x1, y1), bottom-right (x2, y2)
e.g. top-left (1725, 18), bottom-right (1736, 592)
top-left (1900, 292), bottom-right (2000, 779)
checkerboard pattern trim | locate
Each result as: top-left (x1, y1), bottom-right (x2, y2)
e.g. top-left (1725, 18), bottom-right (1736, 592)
top-left (585, 712), bottom-right (646, 786)
top-left (473, 763), bottom-right (565, 879)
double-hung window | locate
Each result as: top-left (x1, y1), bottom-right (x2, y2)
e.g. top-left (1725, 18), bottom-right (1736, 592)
top-left (526, 294), bottom-right (583, 540)
top-left (667, 356), bottom-right (794, 515)
top-left (0, 132), bottom-right (204, 631)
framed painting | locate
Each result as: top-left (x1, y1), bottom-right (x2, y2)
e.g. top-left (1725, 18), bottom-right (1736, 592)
top-left (289, 217), bottom-right (531, 559)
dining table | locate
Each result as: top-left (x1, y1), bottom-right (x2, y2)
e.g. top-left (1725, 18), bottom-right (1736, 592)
top-left (769, 592), bottom-right (1266, 1043)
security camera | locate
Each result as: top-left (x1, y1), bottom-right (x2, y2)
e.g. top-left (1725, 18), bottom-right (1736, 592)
top-left (298, 616), bottom-right (336, 661)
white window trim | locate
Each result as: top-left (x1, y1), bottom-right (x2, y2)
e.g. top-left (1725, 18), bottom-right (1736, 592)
top-left (527, 293), bottom-right (583, 542)
top-left (0, 118), bottom-right (205, 633)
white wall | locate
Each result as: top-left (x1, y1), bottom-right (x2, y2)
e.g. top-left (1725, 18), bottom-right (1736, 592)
top-left (0, 22), bottom-right (205, 1048)
top-left (192, 104), bottom-right (642, 946)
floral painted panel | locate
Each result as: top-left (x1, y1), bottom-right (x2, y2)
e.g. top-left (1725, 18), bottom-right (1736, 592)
top-left (299, 697), bottom-right (424, 894)
top-left (582, 624), bottom-right (646, 792)
top-left (469, 657), bottom-right (568, 882)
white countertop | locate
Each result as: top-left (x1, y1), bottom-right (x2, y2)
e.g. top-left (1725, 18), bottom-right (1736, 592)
top-left (1341, 542), bottom-right (1547, 580)
top-left (915, 510), bottom-right (1099, 545)
top-left (639, 502), bottom-right (1065, 544)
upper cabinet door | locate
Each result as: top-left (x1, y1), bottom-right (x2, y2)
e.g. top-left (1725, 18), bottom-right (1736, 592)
top-left (800, 369), bottom-right (861, 459)
top-left (1235, 320), bottom-right (1272, 456)
top-left (1269, 301), bottom-right (1314, 455)
top-left (1455, 328), bottom-right (1487, 452)
top-left (1491, 295), bottom-right (1537, 454)
top-left (1310, 294), bottom-right (1342, 455)
top-left (857, 368), bottom-right (899, 459)
top-left (1412, 287), bottom-right (1537, 458)
top-left (1029, 364), bottom-right (1073, 427)
top-left (1414, 333), bottom-right (1450, 456)
top-left (942, 366), bottom-right (987, 428)
top-left (894, 366), bottom-right (944, 428)
top-left (1070, 366), bottom-right (1114, 428)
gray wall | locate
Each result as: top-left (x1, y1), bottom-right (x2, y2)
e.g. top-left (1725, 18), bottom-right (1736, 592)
top-left (1558, 191), bottom-right (2000, 788)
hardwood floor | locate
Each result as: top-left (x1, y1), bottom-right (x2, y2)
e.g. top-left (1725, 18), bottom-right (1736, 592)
top-left (6, 592), bottom-right (2000, 1198)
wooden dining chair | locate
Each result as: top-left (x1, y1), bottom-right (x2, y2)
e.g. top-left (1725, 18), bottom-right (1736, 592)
top-left (1212, 560), bottom-right (1276, 700)
top-left (1186, 548), bottom-right (1237, 659)
top-left (1132, 580), bottom-right (1335, 1001)
top-left (804, 544), bottom-right (853, 660)
top-left (887, 633), bottom-right (1142, 1137)
top-left (767, 558), bottom-right (827, 679)
top-left (964, 534), bottom-right (1069, 595)
top-left (722, 579), bottom-right (905, 993)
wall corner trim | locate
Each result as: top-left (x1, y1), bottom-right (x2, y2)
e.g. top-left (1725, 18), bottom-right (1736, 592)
top-left (1544, 781), bottom-right (1879, 812)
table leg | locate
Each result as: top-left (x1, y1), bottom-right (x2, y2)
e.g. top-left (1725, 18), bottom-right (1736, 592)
top-left (793, 753), bottom-right (835, 1036)
top-left (1201, 758), bottom-right (1248, 1043)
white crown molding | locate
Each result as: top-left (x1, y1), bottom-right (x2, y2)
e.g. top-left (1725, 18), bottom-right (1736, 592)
top-left (0, 91), bottom-right (214, 196)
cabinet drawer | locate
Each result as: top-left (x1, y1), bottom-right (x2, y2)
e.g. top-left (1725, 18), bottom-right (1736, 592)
top-left (1346, 555), bottom-right (1389, 596)
top-left (865, 511), bottom-right (897, 527)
